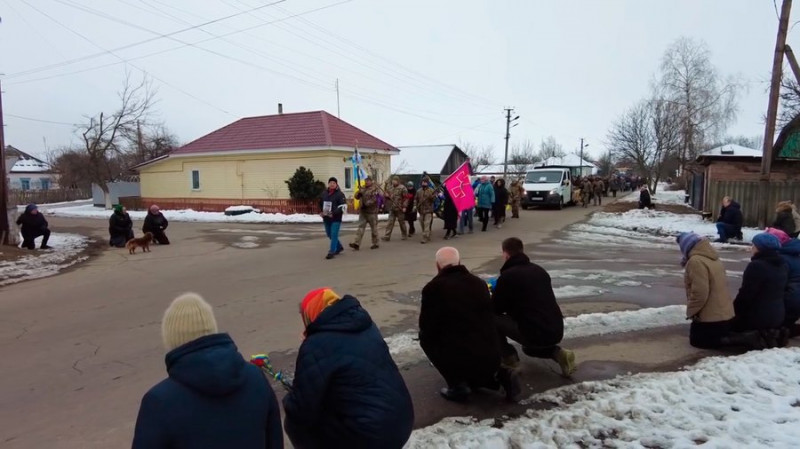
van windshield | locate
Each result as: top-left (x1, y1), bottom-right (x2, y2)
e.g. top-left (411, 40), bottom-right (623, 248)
top-left (525, 171), bottom-right (563, 183)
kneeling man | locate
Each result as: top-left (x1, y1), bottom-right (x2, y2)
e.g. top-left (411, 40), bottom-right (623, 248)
top-left (494, 237), bottom-right (576, 376)
top-left (420, 247), bottom-right (520, 402)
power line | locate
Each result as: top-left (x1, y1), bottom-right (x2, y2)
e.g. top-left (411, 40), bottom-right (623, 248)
top-left (6, 113), bottom-right (76, 126)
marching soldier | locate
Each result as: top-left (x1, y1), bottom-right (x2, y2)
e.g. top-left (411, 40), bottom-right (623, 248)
top-left (509, 179), bottom-right (524, 218)
top-left (383, 176), bottom-right (409, 241)
top-left (415, 177), bottom-right (437, 244)
top-left (349, 176), bottom-right (381, 250)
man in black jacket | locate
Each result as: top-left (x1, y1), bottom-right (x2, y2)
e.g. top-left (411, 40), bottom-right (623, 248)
top-left (715, 196), bottom-right (744, 243)
top-left (419, 247), bottom-right (520, 402)
top-left (493, 237), bottom-right (576, 377)
top-left (109, 205), bottom-right (134, 247)
top-left (319, 177), bottom-right (346, 260)
top-left (16, 203), bottom-right (52, 250)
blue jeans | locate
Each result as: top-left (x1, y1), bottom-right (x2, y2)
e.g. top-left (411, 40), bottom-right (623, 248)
top-left (458, 209), bottom-right (474, 234)
top-left (324, 220), bottom-right (344, 254)
top-left (716, 223), bottom-right (740, 242)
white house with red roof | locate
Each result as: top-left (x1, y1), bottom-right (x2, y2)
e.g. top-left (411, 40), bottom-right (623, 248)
top-left (137, 109), bottom-right (398, 211)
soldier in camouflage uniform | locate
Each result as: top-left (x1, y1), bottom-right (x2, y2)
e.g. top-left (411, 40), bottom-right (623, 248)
top-left (382, 176), bottom-right (409, 241)
top-left (593, 178), bottom-right (605, 206)
top-left (509, 179), bottom-right (524, 218)
top-left (349, 176), bottom-right (381, 250)
top-left (415, 177), bottom-right (437, 244)
top-left (580, 178), bottom-right (592, 208)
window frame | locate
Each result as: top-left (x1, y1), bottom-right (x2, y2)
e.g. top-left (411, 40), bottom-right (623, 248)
top-left (190, 170), bottom-right (200, 190)
top-left (344, 167), bottom-right (353, 190)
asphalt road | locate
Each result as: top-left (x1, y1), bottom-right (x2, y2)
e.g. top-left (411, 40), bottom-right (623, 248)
top-left (0, 201), bottom-right (751, 448)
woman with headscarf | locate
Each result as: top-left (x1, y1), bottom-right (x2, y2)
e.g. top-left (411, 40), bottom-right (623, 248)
top-left (283, 288), bottom-right (414, 449)
top-left (109, 205), bottom-right (134, 248)
top-left (404, 181), bottom-right (417, 237)
top-left (765, 227), bottom-right (800, 341)
top-left (676, 232), bottom-right (735, 349)
top-left (729, 232), bottom-right (788, 348)
top-left (143, 205), bottom-right (170, 244)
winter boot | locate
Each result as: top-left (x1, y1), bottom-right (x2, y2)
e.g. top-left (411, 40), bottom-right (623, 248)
top-left (381, 236), bottom-right (390, 242)
top-left (439, 383), bottom-right (471, 402)
top-left (496, 367), bottom-right (521, 402)
top-left (349, 243), bottom-right (360, 251)
top-left (721, 331), bottom-right (766, 350)
top-left (778, 327), bottom-right (791, 348)
top-left (761, 329), bottom-right (781, 349)
top-left (791, 323), bottom-right (800, 338)
top-left (370, 244), bottom-right (379, 250)
top-left (554, 349), bottom-right (577, 377)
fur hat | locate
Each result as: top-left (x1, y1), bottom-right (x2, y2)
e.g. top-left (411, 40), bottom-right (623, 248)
top-left (752, 233), bottom-right (781, 252)
top-left (161, 293), bottom-right (219, 351)
top-left (328, 177), bottom-right (338, 184)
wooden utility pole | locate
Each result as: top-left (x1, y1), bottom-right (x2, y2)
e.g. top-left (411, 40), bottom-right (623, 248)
top-left (785, 45), bottom-right (800, 83)
top-left (0, 80), bottom-right (10, 245)
top-left (759, 0), bottom-right (792, 228)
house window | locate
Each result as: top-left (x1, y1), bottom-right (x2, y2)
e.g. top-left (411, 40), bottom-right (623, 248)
top-left (191, 170), bottom-right (200, 190)
top-left (344, 167), bottom-right (352, 189)
top-left (40, 178), bottom-right (51, 190)
top-left (20, 178), bottom-right (31, 191)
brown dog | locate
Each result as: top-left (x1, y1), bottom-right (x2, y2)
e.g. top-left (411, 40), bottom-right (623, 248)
top-left (126, 232), bottom-right (153, 254)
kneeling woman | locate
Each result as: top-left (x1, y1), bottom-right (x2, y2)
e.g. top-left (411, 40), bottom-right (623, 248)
top-left (677, 232), bottom-right (735, 348)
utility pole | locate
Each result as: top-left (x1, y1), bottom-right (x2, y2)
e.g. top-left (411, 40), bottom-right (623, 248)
top-left (335, 79), bottom-right (341, 118)
top-left (502, 107), bottom-right (518, 178)
top-left (579, 138), bottom-right (585, 177)
top-left (785, 44), bottom-right (800, 84)
top-left (0, 80), bottom-right (9, 245)
top-left (136, 120), bottom-right (144, 162)
top-left (759, 0), bottom-right (792, 228)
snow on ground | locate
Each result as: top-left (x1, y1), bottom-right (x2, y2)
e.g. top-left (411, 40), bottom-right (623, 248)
top-left (406, 348), bottom-right (800, 448)
top-left (39, 204), bottom-right (387, 224)
top-left (0, 233), bottom-right (91, 286)
top-left (15, 198), bottom-right (91, 208)
top-left (385, 305), bottom-right (687, 366)
top-left (617, 183), bottom-right (688, 206)
top-left (552, 285), bottom-right (605, 299)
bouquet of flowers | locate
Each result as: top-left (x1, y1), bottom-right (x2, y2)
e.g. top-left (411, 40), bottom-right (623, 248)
top-left (249, 354), bottom-right (293, 391)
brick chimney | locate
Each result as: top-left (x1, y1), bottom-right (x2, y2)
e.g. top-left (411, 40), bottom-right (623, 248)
top-left (278, 103), bottom-right (283, 115)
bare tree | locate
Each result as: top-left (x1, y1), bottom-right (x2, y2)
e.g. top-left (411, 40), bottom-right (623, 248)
top-left (594, 150), bottom-right (616, 177)
top-left (538, 136), bottom-right (565, 160)
top-left (78, 73), bottom-right (155, 208)
top-left (657, 37), bottom-right (740, 177)
top-left (607, 101), bottom-right (657, 188)
top-left (720, 134), bottom-right (764, 150)
top-left (649, 98), bottom-right (682, 192)
top-left (779, 77), bottom-right (800, 126)
top-left (459, 140), bottom-right (497, 166)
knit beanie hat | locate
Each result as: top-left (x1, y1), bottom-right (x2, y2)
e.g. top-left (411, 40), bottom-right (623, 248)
top-left (752, 233), bottom-right (782, 252)
top-left (328, 177), bottom-right (338, 184)
top-left (162, 292), bottom-right (218, 351)
top-left (765, 227), bottom-right (791, 245)
top-left (300, 288), bottom-right (341, 329)
top-left (406, 181), bottom-right (414, 187)
top-left (25, 203), bottom-right (38, 213)
top-left (676, 232), bottom-right (703, 266)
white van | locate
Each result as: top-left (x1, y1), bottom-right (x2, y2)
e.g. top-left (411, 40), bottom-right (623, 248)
top-left (522, 167), bottom-right (573, 209)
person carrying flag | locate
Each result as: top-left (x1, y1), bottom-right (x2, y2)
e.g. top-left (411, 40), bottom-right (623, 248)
top-left (349, 176), bottom-right (381, 251)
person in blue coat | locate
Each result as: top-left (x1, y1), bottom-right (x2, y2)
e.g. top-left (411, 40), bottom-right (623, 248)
top-left (283, 288), bottom-right (414, 449)
top-left (766, 227), bottom-right (800, 340)
top-left (475, 176), bottom-right (495, 232)
top-left (132, 293), bottom-right (283, 449)
top-left (732, 233), bottom-right (788, 340)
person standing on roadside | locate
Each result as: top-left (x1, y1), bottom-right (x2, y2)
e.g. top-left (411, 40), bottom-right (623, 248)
top-left (320, 177), bottom-right (346, 260)
top-left (475, 176), bottom-right (495, 232)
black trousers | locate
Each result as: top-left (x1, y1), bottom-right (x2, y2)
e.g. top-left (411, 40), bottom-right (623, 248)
top-left (477, 207), bottom-right (490, 231)
top-left (495, 314), bottom-right (560, 359)
top-left (22, 229), bottom-right (50, 249)
top-left (689, 320), bottom-right (733, 349)
top-left (150, 229), bottom-right (170, 244)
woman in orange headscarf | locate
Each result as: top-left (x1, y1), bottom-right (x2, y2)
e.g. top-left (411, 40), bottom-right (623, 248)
top-left (283, 288), bottom-right (413, 449)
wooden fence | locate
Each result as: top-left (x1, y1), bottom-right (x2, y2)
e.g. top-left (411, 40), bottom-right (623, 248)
top-left (120, 197), bottom-right (324, 214)
top-left (9, 189), bottom-right (90, 206)
top-left (706, 180), bottom-right (800, 227)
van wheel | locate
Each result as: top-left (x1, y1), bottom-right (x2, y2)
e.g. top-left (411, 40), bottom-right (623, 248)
top-left (558, 197), bottom-right (564, 210)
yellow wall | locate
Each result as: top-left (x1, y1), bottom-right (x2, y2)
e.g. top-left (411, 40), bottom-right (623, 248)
top-left (140, 150), bottom-right (393, 199)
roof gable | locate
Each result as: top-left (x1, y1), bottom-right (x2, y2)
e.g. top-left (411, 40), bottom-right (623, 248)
top-left (699, 144), bottom-right (762, 159)
top-left (393, 145), bottom-right (461, 174)
top-left (174, 111), bottom-right (396, 155)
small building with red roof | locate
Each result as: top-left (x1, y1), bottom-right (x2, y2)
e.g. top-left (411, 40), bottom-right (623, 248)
top-left (137, 108), bottom-right (398, 211)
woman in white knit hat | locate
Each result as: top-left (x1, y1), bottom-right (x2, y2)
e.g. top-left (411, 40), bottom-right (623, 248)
top-left (132, 293), bottom-right (283, 449)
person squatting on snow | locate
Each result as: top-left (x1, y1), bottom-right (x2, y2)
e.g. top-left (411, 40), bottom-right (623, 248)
top-left (764, 227), bottom-right (800, 339)
top-left (714, 196), bottom-right (743, 243)
top-left (676, 232), bottom-right (735, 349)
top-left (350, 176), bottom-right (381, 251)
top-left (283, 288), bottom-right (414, 449)
top-left (638, 185), bottom-right (653, 210)
top-left (492, 237), bottom-right (577, 377)
top-left (419, 247), bottom-right (521, 402)
top-left (142, 205), bottom-right (170, 245)
top-left (108, 205), bottom-right (135, 248)
top-left (320, 177), bottom-right (346, 260)
top-left (132, 293), bottom-right (283, 449)
top-left (16, 203), bottom-right (52, 250)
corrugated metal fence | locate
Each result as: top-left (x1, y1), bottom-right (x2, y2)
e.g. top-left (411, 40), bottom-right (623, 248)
top-left (706, 180), bottom-right (800, 227)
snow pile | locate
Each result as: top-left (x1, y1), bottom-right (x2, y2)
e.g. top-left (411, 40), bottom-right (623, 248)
top-left (224, 205), bottom-right (261, 213)
top-left (406, 348), bottom-right (800, 448)
top-left (588, 208), bottom-right (761, 242)
top-left (552, 285), bottom-right (604, 299)
top-left (618, 184), bottom-right (688, 206)
top-left (0, 233), bottom-right (91, 286)
top-left (39, 204), bottom-right (388, 224)
top-left (385, 305), bottom-right (687, 366)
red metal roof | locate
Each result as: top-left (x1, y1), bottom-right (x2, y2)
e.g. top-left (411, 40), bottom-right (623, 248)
top-left (174, 111), bottom-right (396, 155)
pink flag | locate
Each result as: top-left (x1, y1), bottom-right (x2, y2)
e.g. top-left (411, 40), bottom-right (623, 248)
top-left (443, 162), bottom-right (475, 212)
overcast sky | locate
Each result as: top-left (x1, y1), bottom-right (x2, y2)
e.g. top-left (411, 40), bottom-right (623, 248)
top-left (0, 0), bottom-right (785, 161)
